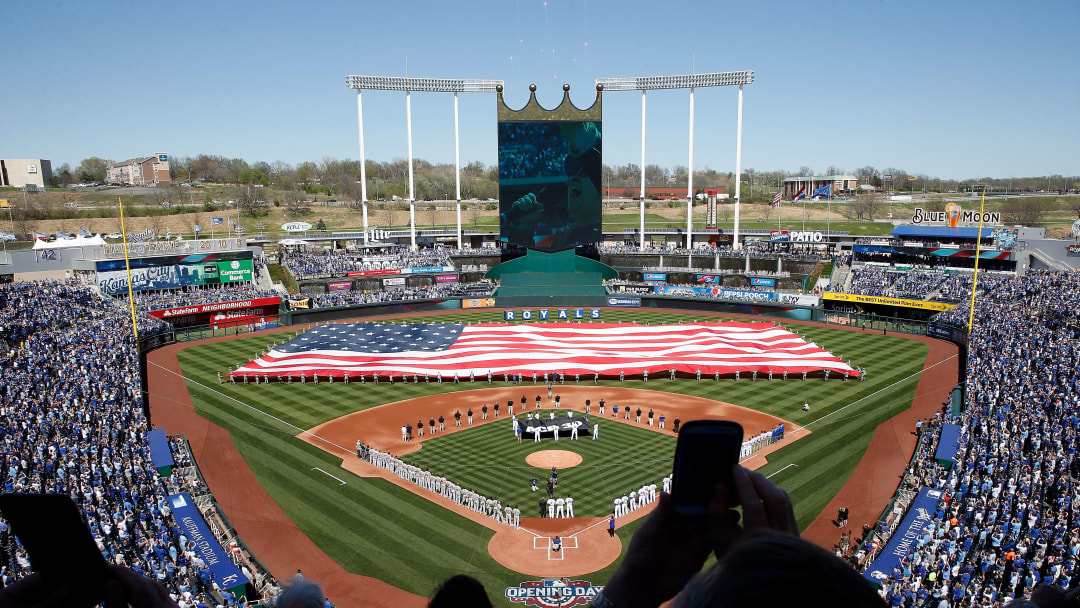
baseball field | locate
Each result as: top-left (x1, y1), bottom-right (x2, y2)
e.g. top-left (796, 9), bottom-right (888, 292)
top-left (150, 308), bottom-right (947, 606)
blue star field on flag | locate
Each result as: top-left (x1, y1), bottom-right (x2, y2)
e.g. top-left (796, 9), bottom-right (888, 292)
top-left (276, 323), bottom-right (465, 354)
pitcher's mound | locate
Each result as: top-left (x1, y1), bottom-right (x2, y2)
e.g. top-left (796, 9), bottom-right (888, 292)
top-left (526, 450), bottom-right (583, 469)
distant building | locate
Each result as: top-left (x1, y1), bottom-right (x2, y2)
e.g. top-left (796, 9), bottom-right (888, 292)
top-left (106, 154), bottom-right (171, 186)
top-left (604, 186), bottom-right (725, 200)
top-left (0, 159), bottom-right (53, 189)
top-left (782, 175), bottom-right (858, 199)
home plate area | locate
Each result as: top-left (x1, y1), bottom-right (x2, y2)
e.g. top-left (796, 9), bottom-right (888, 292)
top-left (533, 534), bottom-right (579, 560)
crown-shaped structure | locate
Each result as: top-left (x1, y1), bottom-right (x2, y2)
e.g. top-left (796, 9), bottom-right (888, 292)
top-left (497, 83), bottom-right (602, 122)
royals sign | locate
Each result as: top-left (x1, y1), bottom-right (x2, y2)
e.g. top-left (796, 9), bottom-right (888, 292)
top-left (505, 579), bottom-right (603, 607)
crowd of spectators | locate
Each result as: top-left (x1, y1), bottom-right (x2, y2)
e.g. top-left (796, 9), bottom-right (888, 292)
top-left (597, 243), bottom-right (829, 260)
top-left (281, 247), bottom-right (454, 279)
top-left (293, 282), bottom-right (494, 310)
top-left (0, 279), bottom-right (241, 607)
top-left (860, 270), bottom-right (1080, 606)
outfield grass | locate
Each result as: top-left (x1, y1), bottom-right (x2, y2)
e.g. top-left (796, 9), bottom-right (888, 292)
top-left (402, 410), bottom-right (677, 518)
top-left (174, 310), bottom-right (929, 598)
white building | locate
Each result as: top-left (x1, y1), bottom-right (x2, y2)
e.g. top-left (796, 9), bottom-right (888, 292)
top-left (0, 159), bottom-right (53, 189)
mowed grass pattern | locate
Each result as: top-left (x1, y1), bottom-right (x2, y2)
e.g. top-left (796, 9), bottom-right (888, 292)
top-left (173, 310), bottom-right (933, 598)
top-left (402, 412), bottom-right (676, 518)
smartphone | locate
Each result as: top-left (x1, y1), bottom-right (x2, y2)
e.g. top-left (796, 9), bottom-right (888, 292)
top-left (0, 494), bottom-right (112, 603)
top-left (671, 420), bottom-right (744, 516)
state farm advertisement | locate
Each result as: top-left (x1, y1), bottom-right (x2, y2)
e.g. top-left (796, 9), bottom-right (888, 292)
top-left (147, 297), bottom-right (280, 328)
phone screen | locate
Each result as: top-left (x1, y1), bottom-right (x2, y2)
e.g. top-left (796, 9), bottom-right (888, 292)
top-left (671, 420), bottom-right (743, 515)
top-left (0, 494), bottom-right (112, 602)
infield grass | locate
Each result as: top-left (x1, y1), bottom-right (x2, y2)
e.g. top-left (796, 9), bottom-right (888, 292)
top-left (172, 310), bottom-right (933, 598)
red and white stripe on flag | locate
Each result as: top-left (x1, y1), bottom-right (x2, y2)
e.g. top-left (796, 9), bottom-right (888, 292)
top-left (234, 321), bottom-right (858, 379)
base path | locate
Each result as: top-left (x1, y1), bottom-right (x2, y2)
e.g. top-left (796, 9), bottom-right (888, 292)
top-left (303, 386), bottom-right (801, 577)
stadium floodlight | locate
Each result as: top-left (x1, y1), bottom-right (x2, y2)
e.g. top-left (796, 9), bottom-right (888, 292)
top-left (594, 71), bottom-right (754, 91)
top-left (345, 76), bottom-right (502, 93)
top-left (597, 71), bottom-right (754, 252)
top-left (346, 75), bottom-right (503, 249)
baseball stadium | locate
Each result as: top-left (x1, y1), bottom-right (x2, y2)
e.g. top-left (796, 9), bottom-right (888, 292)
top-left (2, 64), bottom-right (1079, 608)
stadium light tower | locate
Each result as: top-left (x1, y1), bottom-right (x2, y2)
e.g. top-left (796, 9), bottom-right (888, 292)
top-left (346, 76), bottom-right (502, 250)
top-left (596, 71), bottom-right (754, 251)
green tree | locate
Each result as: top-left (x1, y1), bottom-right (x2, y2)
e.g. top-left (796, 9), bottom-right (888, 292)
top-left (316, 218), bottom-right (327, 231)
top-left (76, 157), bottom-right (110, 182)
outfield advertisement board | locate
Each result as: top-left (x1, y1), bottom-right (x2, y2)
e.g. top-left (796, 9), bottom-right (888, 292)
top-left (462, 298), bottom-right (496, 308)
top-left (146, 297), bottom-right (280, 328)
top-left (823, 292), bottom-right (956, 312)
top-left (435, 274), bottom-right (458, 283)
top-left (606, 297), bottom-right (641, 307)
top-left (654, 285), bottom-right (778, 303)
top-left (750, 277), bottom-right (775, 287)
top-left (504, 309), bottom-right (602, 321)
top-left (643, 273), bottom-right (667, 281)
top-left (327, 281), bottom-right (353, 291)
top-left (95, 253), bottom-right (254, 294)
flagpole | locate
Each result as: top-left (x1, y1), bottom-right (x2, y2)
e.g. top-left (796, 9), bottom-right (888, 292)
top-left (118, 197), bottom-right (140, 342)
top-left (966, 189), bottom-right (987, 337)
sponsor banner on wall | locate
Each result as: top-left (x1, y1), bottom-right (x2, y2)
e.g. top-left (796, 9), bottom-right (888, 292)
top-left (643, 273), bottom-right (667, 281)
top-left (654, 285), bottom-right (778, 302)
top-left (606, 297), bottom-right (641, 307)
top-left (383, 277), bottom-right (406, 286)
top-left (750, 277), bottom-right (775, 287)
top-left (167, 493), bottom-right (248, 590)
top-left (405, 265), bottom-right (454, 274)
top-left (777, 294), bottom-right (820, 306)
top-left (327, 281), bottom-right (353, 291)
top-left (770, 230), bottom-right (789, 242)
top-left (347, 269), bottom-right (401, 277)
top-left (863, 488), bottom-right (943, 585)
top-left (462, 298), bottom-right (496, 308)
top-left (209, 308), bottom-right (274, 329)
top-left (695, 275), bottom-right (720, 283)
top-left (435, 274), bottom-right (458, 283)
top-left (822, 292), bottom-right (956, 311)
top-left (147, 297), bottom-right (281, 318)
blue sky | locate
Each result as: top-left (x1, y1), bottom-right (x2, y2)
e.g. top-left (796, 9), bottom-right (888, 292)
top-left (2, 0), bottom-right (1077, 179)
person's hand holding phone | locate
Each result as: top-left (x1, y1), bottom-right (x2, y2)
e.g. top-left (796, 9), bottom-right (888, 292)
top-left (708, 466), bottom-right (799, 560)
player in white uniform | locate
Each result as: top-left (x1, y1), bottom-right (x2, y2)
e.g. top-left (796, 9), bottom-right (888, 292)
top-left (629, 490), bottom-right (637, 511)
top-left (547, 498), bottom-right (556, 518)
top-left (570, 421), bottom-right (579, 440)
top-left (565, 496), bottom-right (574, 518)
top-left (555, 497), bottom-right (565, 518)
top-left (592, 422), bottom-right (598, 440)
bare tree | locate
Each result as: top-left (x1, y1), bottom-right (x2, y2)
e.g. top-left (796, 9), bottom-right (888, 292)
top-left (1002, 198), bottom-right (1048, 226)
top-left (236, 185), bottom-right (270, 217)
top-left (852, 197), bottom-right (877, 221)
top-left (284, 191), bottom-right (310, 217)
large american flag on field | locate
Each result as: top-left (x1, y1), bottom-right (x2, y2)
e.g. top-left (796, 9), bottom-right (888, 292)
top-left (232, 321), bottom-right (859, 379)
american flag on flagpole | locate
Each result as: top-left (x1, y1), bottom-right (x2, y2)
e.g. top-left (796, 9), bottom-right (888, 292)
top-left (771, 190), bottom-right (783, 208)
top-left (231, 322), bottom-right (858, 379)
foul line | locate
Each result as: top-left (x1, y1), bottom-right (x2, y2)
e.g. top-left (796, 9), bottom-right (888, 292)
top-left (148, 360), bottom-right (354, 457)
top-left (783, 353), bottom-right (958, 441)
top-left (312, 467), bottom-right (346, 486)
top-left (767, 463), bottom-right (798, 479)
